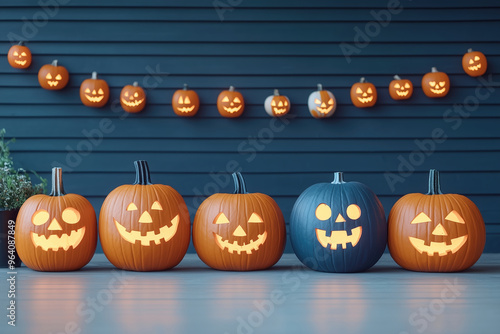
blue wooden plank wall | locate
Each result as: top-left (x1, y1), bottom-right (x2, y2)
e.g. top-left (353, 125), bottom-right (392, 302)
top-left (1, 0), bottom-right (500, 253)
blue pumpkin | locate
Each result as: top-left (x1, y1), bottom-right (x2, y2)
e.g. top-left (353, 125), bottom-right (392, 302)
top-left (290, 172), bottom-right (387, 272)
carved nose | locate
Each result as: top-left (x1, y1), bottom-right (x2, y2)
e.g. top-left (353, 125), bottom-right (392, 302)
top-left (139, 211), bottom-right (153, 223)
top-left (335, 214), bottom-right (346, 223)
top-left (233, 225), bottom-right (247, 237)
top-left (48, 218), bottom-right (62, 231)
top-left (321, 102), bottom-right (326, 107)
top-left (432, 223), bottom-right (448, 236)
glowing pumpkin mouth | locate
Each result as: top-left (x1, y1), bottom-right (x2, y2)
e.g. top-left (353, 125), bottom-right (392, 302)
top-left (213, 231), bottom-right (267, 254)
top-left (113, 215), bottom-right (179, 246)
top-left (47, 81), bottom-right (59, 87)
top-left (121, 98), bottom-right (144, 107)
top-left (396, 90), bottom-right (409, 97)
top-left (273, 107), bottom-right (287, 114)
top-left (467, 64), bottom-right (481, 71)
top-left (177, 106), bottom-right (195, 113)
top-left (15, 60), bottom-right (27, 66)
top-left (316, 105), bottom-right (333, 114)
top-left (409, 235), bottom-right (468, 256)
top-left (31, 227), bottom-right (86, 251)
top-left (315, 226), bottom-right (362, 250)
top-left (223, 105), bottom-right (242, 113)
top-left (357, 96), bottom-right (374, 103)
top-left (430, 87), bottom-right (446, 94)
top-left (85, 94), bottom-right (105, 103)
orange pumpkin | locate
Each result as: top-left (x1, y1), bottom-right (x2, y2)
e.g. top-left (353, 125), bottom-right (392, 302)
top-left (120, 82), bottom-right (146, 113)
top-left (421, 67), bottom-right (450, 98)
top-left (7, 41), bottom-right (32, 69)
top-left (15, 168), bottom-right (97, 271)
top-left (172, 84), bottom-right (200, 117)
top-left (80, 72), bottom-right (110, 108)
top-left (308, 84), bottom-right (336, 118)
top-left (38, 60), bottom-right (69, 90)
top-left (264, 89), bottom-right (290, 117)
top-left (99, 160), bottom-right (191, 271)
top-left (462, 49), bottom-right (487, 77)
top-left (350, 77), bottom-right (377, 108)
top-left (193, 172), bottom-right (286, 271)
top-left (217, 86), bottom-right (245, 118)
top-left (388, 169), bottom-right (486, 272)
top-left (389, 75), bottom-right (413, 100)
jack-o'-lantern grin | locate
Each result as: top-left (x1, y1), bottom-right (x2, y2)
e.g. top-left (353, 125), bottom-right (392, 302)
top-left (84, 88), bottom-right (105, 103)
top-left (356, 87), bottom-right (374, 103)
top-left (113, 201), bottom-right (180, 246)
top-left (428, 81), bottom-right (447, 95)
top-left (121, 91), bottom-right (144, 108)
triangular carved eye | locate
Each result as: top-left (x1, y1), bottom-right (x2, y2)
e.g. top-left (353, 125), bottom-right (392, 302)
top-left (151, 201), bottom-right (163, 211)
top-left (127, 203), bottom-right (138, 211)
top-left (314, 98), bottom-right (321, 104)
top-left (46, 73), bottom-right (52, 79)
top-left (474, 56), bottom-right (480, 61)
top-left (271, 100), bottom-right (276, 106)
top-left (222, 96), bottom-right (229, 102)
top-left (411, 212), bottom-right (432, 224)
top-left (178, 96), bottom-right (184, 104)
top-left (98, 88), bottom-right (104, 95)
top-left (233, 97), bottom-right (241, 103)
top-left (248, 213), bottom-right (263, 223)
top-left (445, 210), bottom-right (465, 224)
top-left (404, 83), bottom-right (411, 89)
top-left (356, 87), bottom-right (363, 94)
top-left (214, 213), bottom-right (230, 224)
top-left (394, 83), bottom-right (400, 89)
top-left (367, 88), bottom-right (373, 94)
top-left (184, 96), bottom-right (191, 104)
top-left (56, 74), bottom-right (62, 80)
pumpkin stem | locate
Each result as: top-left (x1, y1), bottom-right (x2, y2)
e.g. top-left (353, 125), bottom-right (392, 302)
top-left (183, 83), bottom-right (189, 90)
top-left (91, 71), bottom-right (98, 80)
top-left (232, 172), bottom-right (248, 194)
top-left (331, 172), bottom-right (345, 184)
top-left (18, 41), bottom-right (25, 46)
top-left (132, 81), bottom-right (139, 87)
top-left (360, 77), bottom-right (366, 83)
top-left (317, 83), bottom-right (323, 91)
top-left (52, 60), bottom-right (58, 67)
top-left (49, 167), bottom-right (66, 196)
top-left (274, 89), bottom-right (280, 96)
top-left (468, 48), bottom-right (473, 53)
top-left (393, 75), bottom-right (401, 80)
top-left (431, 67), bottom-right (438, 73)
top-left (134, 160), bottom-right (152, 185)
top-left (427, 169), bottom-right (443, 195)
top-left (229, 86), bottom-right (235, 92)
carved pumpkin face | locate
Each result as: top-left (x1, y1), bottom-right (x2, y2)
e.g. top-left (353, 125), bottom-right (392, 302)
top-left (389, 76), bottom-right (413, 100)
top-left (350, 78), bottom-right (377, 108)
top-left (290, 172), bottom-right (387, 273)
top-left (193, 173), bottom-right (286, 271)
top-left (120, 82), bottom-right (146, 113)
top-left (388, 170), bottom-right (486, 272)
top-left (217, 86), bottom-right (245, 118)
top-left (8, 43), bottom-right (32, 69)
top-left (80, 72), bottom-right (110, 108)
top-left (15, 168), bottom-right (97, 272)
top-left (265, 90), bottom-right (290, 117)
top-left (99, 161), bottom-right (191, 271)
top-left (308, 84), bottom-right (336, 118)
top-left (422, 68), bottom-right (450, 98)
top-left (462, 50), bottom-right (487, 77)
top-left (172, 84), bottom-right (200, 117)
top-left (37, 60), bottom-right (69, 90)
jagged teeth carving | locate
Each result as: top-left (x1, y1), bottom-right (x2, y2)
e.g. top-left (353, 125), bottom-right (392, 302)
top-left (114, 215), bottom-right (179, 246)
top-left (315, 227), bottom-right (363, 250)
top-left (213, 231), bottom-right (268, 254)
top-left (31, 227), bottom-right (86, 252)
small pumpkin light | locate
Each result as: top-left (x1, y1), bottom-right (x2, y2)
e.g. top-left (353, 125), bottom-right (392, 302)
top-left (350, 77), bottom-right (377, 108)
top-left (462, 49), bottom-right (487, 77)
top-left (99, 160), bottom-right (191, 271)
top-left (120, 81), bottom-right (146, 113)
top-left (172, 83), bottom-right (200, 117)
top-left (264, 89), bottom-right (291, 117)
top-left (307, 84), bottom-right (336, 119)
top-left (421, 67), bottom-right (450, 98)
top-left (217, 86), bottom-right (245, 118)
top-left (80, 71), bottom-right (110, 108)
top-left (7, 41), bottom-right (32, 69)
top-left (193, 172), bottom-right (286, 271)
top-left (388, 169), bottom-right (486, 272)
top-left (38, 60), bottom-right (69, 90)
top-left (290, 172), bottom-right (387, 273)
top-left (15, 167), bottom-right (97, 272)
top-left (389, 75), bottom-right (413, 100)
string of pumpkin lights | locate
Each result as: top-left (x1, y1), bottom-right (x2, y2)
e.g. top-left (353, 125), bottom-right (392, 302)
top-left (7, 42), bottom-right (487, 118)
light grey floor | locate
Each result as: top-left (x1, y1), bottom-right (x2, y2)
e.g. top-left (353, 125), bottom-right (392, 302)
top-left (2, 253), bottom-right (499, 334)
